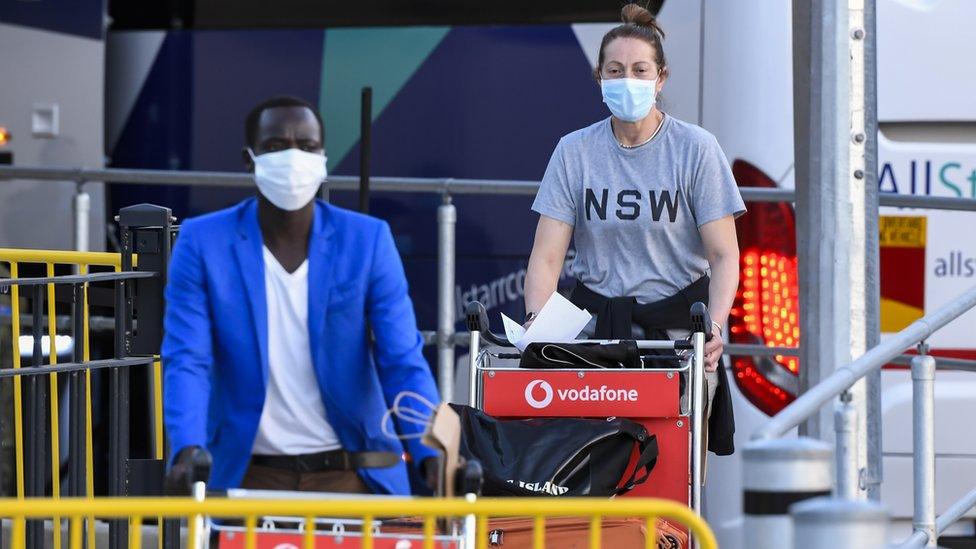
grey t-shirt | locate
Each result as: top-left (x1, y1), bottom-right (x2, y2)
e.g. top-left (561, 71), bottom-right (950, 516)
top-left (532, 115), bottom-right (745, 303)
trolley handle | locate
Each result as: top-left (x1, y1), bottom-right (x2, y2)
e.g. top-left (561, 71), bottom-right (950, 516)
top-left (465, 301), bottom-right (513, 347)
top-left (466, 300), bottom-right (712, 347)
top-left (689, 301), bottom-right (713, 342)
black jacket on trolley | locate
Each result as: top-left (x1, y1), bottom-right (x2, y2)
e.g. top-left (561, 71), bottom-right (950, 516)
top-left (569, 276), bottom-right (736, 456)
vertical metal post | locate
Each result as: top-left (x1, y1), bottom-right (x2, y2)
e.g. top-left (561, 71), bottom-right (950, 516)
top-left (437, 194), bottom-right (457, 402)
top-left (69, 283), bottom-right (86, 496)
top-left (911, 354), bottom-right (937, 547)
top-left (690, 331), bottom-right (705, 519)
top-left (863, 0), bottom-right (883, 502)
top-left (108, 248), bottom-right (131, 548)
top-left (359, 87), bottom-right (372, 214)
top-left (25, 284), bottom-right (46, 549)
top-left (69, 283), bottom-right (87, 542)
top-left (793, 0), bottom-right (867, 465)
top-left (835, 392), bottom-right (859, 499)
top-left (467, 331), bottom-right (480, 409)
top-left (74, 183), bottom-right (90, 254)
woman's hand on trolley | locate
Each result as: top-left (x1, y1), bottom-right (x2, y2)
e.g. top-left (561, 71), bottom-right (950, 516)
top-left (702, 322), bottom-right (723, 372)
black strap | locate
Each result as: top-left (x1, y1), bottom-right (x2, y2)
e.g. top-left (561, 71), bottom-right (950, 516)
top-left (613, 434), bottom-right (659, 495)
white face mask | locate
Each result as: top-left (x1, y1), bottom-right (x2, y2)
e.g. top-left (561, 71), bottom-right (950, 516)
top-left (600, 78), bottom-right (658, 123)
top-left (248, 148), bottom-right (327, 211)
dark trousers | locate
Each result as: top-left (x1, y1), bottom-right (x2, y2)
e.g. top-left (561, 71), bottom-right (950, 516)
top-left (240, 463), bottom-right (371, 493)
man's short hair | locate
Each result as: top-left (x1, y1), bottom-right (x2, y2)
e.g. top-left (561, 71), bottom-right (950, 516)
top-left (244, 95), bottom-right (325, 148)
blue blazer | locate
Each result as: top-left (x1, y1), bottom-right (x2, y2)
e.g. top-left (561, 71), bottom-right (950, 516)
top-left (162, 198), bottom-right (439, 494)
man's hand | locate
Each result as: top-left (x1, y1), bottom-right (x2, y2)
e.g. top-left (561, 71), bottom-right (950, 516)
top-left (164, 445), bottom-right (213, 496)
top-left (702, 323), bottom-right (723, 372)
top-left (421, 456), bottom-right (441, 494)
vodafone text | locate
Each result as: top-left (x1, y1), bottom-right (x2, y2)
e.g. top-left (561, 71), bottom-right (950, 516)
top-left (524, 379), bottom-right (638, 409)
top-left (558, 385), bottom-right (639, 402)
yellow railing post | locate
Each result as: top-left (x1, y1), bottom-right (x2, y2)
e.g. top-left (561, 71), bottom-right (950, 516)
top-left (130, 516), bottom-right (143, 549)
top-left (589, 515), bottom-right (601, 549)
top-left (423, 515), bottom-right (435, 549)
top-left (9, 262), bottom-right (25, 500)
top-left (533, 514), bottom-right (545, 549)
top-left (303, 515), bottom-right (315, 549)
top-left (245, 514), bottom-right (257, 549)
top-left (644, 516), bottom-right (658, 549)
top-left (362, 514), bottom-right (374, 549)
top-left (477, 514), bottom-right (488, 549)
top-left (12, 515), bottom-right (25, 548)
top-left (69, 515), bottom-right (82, 549)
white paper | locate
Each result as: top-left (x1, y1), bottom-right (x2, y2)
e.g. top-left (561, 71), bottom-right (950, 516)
top-left (500, 313), bottom-right (527, 346)
top-left (500, 292), bottom-right (592, 351)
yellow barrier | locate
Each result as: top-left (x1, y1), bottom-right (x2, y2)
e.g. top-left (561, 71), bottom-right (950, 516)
top-left (0, 248), bottom-right (152, 549)
top-left (0, 496), bottom-right (718, 549)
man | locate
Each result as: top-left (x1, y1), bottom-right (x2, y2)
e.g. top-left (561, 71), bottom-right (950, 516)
top-left (163, 96), bottom-right (440, 495)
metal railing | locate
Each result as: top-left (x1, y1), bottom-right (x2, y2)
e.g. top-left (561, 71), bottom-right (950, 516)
top-left (4, 164), bottom-right (976, 402)
top-left (0, 496), bottom-right (718, 549)
top-left (0, 259), bottom-right (161, 549)
top-left (7, 164), bottom-right (976, 204)
top-left (749, 283), bottom-right (976, 547)
top-left (4, 164), bottom-right (976, 546)
top-left (0, 206), bottom-right (176, 549)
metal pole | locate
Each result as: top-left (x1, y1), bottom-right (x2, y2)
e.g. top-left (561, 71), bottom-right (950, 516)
top-left (911, 354), bottom-right (936, 547)
top-left (108, 244), bottom-right (131, 548)
top-left (835, 392), bottom-right (859, 499)
top-left (2, 164), bottom-right (976, 210)
top-left (793, 0), bottom-right (855, 441)
top-left (73, 183), bottom-right (90, 254)
top-left (792, 497), bottom-right (888, 549)
top-left (467, 331), bottom-right (480, 408)
top-left (936, 487), bottom-right (976, 535)
top-left (742, 438), bottom-right (832, 549)
top-left (23, 285), bottom-right (47, 549)
top-left (690, 331), bottom-right (705, 518)
top-left (69, 284), bottom-right (86, 499)
top-left (359, 87), bottom-right (372, 214)
top-left (25, 284), bottom-right (46, 549)
top-left (862, 0), bottom-right (883, 503)
top-left (437, 195), bottom-right (457, 402)
top-left (848, 0), bottom-right (870, 503)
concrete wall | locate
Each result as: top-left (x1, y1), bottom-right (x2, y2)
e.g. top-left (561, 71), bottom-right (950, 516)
top-left (0, 22), bottom-right (106, 251)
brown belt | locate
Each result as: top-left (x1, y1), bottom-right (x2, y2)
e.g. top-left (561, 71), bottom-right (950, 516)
top-left (251, 449), bottom-right (400, 472)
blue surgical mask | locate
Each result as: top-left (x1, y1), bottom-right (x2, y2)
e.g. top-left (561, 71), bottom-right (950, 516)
top-left (600, 78), bottom-right (657, 123)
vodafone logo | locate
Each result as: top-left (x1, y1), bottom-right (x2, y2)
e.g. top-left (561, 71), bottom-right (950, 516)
top-left (524, 380), bottom-right (554, 409)
top-left (524, 379), bottom-right (640, 409)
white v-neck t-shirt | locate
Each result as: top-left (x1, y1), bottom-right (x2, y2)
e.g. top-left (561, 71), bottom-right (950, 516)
top-left (251, 246), bottom-right (341, 455)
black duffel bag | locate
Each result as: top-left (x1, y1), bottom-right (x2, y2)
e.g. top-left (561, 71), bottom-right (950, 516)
top-left (519, 341), bottom-right (642, 369)
top-left (449, 404), bottom-right (658, 497)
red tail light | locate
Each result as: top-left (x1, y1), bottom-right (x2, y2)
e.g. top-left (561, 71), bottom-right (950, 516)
top-left (729, 160), bottom-right (800, 416)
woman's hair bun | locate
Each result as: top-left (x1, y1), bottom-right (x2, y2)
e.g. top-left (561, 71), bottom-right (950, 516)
top-left (620, 3), bottom-right (665, 38)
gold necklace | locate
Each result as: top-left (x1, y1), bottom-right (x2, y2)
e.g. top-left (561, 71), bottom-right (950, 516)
top-left (618, 114), bottom-right (664, 149)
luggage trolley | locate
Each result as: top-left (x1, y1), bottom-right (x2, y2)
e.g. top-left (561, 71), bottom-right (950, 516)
top-left (463, 300), bottom-right (713, 515)
top-left (204, 488), bottom-right (474, 548)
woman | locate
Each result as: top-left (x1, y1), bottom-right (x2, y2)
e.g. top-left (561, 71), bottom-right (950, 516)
top-left (523, 4), bottom-right (744, 455)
